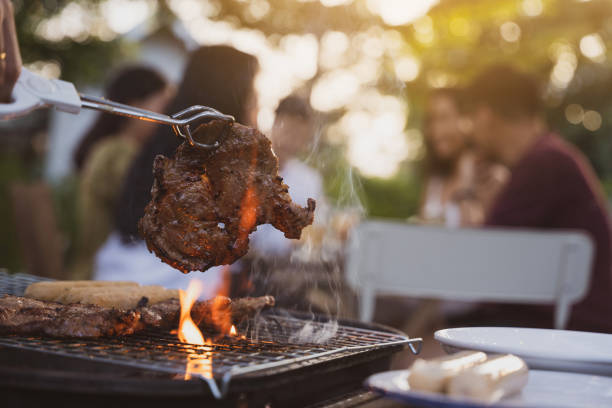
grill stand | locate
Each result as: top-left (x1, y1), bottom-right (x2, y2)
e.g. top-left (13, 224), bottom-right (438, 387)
top-left (0, 271), bottom-right (422, 403)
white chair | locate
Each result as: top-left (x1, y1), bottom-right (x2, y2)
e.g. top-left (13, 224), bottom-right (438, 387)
top-left (346, 220), bottom-right (594, 329)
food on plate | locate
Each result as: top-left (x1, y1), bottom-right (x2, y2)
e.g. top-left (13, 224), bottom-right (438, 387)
top-left (0, 293), bottom-right (275, 338)
top-left (139, 119), bottom-right (316, 273)
top-left (448, 354), bottom-right (529, 403)
top-left (25, 281), bottom-right (178, 309)
top-left (408, 350), bottom-right (487, 393)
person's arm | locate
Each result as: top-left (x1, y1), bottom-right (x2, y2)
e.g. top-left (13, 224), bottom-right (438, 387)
top-left (0, 0), bottom-right (21, 102)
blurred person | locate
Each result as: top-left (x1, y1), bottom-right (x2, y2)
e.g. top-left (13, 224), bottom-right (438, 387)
top-left (420, 88), bottom-right (507, 227)
top-left (0, 0), bottom-right (21, 102)
top-left (464, 64), bottom-right (612, 332)
top-left (94, 46), bottom-right (259, 294)
top-left (250, 95), bottom-right (328, 256)
top-left (70, 66), bottom-right (170, 280)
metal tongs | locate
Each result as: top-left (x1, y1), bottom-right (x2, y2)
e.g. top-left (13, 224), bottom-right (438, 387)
top-left (0, 68), bottom-right (234, 149)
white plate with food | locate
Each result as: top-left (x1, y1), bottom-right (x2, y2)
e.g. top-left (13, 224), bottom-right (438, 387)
top-left (366, 368), bottom-right (612, 408)
top-left (435, 327), bottom-right (612, 376)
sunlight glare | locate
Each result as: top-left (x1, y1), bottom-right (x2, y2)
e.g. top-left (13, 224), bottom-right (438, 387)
top-left (580, 34), bottom-right (606, 62)
top-left (320, 31), bottom-right (350, 70)
top-left (101, 0), bottom-right (157, 34)
top-left (366, 0), bottom-right (439, 26)
top-left (311, 70), bottom-right (360, 112)
top-left (394, 56), bottom-right (420, 82)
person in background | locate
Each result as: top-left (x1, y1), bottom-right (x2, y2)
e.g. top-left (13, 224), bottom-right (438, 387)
top-left (94, 46), bottom-right (259, 295)
top-left (250, 95), bottom-right (328, 256)
top-left (465, 65), bottom-right (612, 332)
top-left (0, 0), bottom-right (21, 103)
top-left (420, 88), bottom-right (507, 227)
top-left (70, 66), bottom-right (170, 280)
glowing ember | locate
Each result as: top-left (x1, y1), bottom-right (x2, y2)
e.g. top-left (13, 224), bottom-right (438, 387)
top-left (230, 325), bottom-right (237, 336)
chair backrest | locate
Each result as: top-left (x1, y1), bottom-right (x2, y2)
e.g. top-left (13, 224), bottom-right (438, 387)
top-left (346, 220), bottom-right (594, 329)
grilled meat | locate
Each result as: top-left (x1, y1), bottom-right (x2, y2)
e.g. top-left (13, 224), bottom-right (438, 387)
top-left (0, 295), bottom-right (140, 337)
top-left (139, 120), bottom-right (316, 272)
top-left (139, 295), bottom-right (275, 333)
top-left (0, 294), bottom-right (275, 338)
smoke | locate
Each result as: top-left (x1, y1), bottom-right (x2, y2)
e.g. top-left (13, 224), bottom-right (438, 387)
top-left (289, 319), bottom-right (338, 344)
top-left (246, 117), bottom-right (364, 345)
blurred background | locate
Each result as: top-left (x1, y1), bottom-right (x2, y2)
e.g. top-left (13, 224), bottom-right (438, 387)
top-left (2, 0), bottom-right (612, 278)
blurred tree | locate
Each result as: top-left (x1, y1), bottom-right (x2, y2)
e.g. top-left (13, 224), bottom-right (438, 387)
top-left (7, 0), bottom-right (612, 228)
top-left (13, 0), bottom-right (127, 84)
top-left (195, 0), bottom-right (612, 213)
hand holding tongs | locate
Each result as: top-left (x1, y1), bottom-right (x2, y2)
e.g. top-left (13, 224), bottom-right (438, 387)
top-left (0, 68), bottom-right (234, 149)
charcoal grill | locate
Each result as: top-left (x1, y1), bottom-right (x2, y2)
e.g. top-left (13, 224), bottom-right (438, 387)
top-left (0, 271), bottom-right (421, 407)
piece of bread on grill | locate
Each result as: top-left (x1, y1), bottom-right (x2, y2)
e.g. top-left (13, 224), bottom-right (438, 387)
top-left (25, 281), bottom-right (178, 309)
top-left (25, 281), bottom-right (139, 302)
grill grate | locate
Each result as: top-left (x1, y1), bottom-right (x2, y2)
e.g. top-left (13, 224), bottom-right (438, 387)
top-left (0, 271), bottom-right (421, 399)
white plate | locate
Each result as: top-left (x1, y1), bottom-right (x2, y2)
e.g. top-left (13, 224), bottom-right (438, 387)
top-left (435, 327), bottom-right (612, 376)
top-left (366, 369), bottom-right (612, 408)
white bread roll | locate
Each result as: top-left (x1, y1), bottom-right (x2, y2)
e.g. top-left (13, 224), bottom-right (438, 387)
top-left (24, 281), bottom-right (138, 302)
top-left (24, 281), bottom-right (178, 309)
top-left (448, 354), bottom-right (528, 403)
top-left (408, 350), bottom-right (488, 393)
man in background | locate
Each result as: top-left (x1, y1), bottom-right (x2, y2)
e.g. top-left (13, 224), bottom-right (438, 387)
top-left (462, 65), bottom-right (612, 332)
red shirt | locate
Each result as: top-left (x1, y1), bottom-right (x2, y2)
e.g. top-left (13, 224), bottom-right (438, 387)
top-left (486, 133), bottom-right (612, 332)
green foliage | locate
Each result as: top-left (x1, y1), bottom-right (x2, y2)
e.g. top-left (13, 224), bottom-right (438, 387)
top-left (14, 0), bottom-right (127, 84)
top-left (357, 168), bottom-right (422, 219)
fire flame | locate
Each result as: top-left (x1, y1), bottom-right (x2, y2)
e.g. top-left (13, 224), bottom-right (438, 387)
top-left (178, 280), bottom-right (243, 380)
top-left (178, 280), bottom-right (205, 345)
top-left (179, 280), bottom-right (213, 380)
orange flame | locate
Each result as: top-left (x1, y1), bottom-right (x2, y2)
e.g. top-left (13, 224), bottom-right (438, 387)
top-left (178, 280), bottom-right (205, 345)
top-left (179, 280), bottom-right (214, 380)
top-left (230, 325), bottom-right (237, 336)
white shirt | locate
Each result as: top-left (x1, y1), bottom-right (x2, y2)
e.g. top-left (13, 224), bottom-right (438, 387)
top-left (93, 232), bottom-right (223, 299)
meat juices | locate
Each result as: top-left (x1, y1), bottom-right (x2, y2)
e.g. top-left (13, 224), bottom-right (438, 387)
top-left (139, 120), bottom-right (316, 273)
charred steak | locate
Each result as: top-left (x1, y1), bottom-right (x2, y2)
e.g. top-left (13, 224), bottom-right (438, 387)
top-left (0, 295), bottom-right (140, 337)
top-left (139, 120), bottom-right (316, 272)
top-left (0, 294), bottom-right (274, 338)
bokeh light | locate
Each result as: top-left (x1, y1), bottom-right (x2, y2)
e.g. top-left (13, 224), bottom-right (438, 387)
top-left (564, 104), bottom-right (584, 125)
top-left (311, 69), bottom-right (360, 112)
top-left (394, 56), bottom-right (420, 82)
top-left (338, 90), bottom-right (411, 178)
top-left (521, 0), bottom-right (544, 17)
top-left (366, 0), bottom-right (439, 26)
top-left (101, 0), bottom-right (157, 34)
top-left (580, 33), bottom-right (606, 62)
top-left (500, 21), bottom-right (521, 42)
top-left (583, 110), bottom-right (602, 131)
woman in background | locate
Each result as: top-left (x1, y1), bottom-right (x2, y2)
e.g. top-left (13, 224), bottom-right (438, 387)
top-left (71, 66), bottom-right (170, 279)
top-left (94, 46), bottom-right (259, 295)
top-left (420, 87), bottom-right (507, 227)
